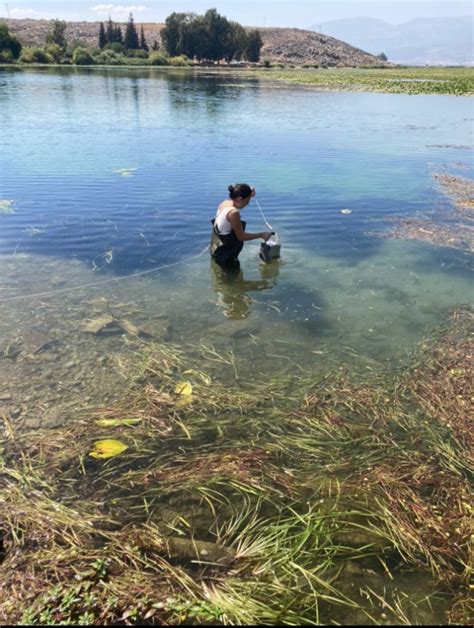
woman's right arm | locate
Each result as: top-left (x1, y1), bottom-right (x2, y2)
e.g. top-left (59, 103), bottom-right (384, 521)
top-left (228, 211), bottom-right (271, 242)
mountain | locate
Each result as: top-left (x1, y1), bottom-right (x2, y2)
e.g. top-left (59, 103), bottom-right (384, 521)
top-left (312, 16), bottom-right (474, 65)
top-left (3, 18), bottom-right (387, 67)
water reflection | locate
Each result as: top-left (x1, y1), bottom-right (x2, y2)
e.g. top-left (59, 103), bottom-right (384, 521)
top-left (210, 259), bottom-right (280, 319)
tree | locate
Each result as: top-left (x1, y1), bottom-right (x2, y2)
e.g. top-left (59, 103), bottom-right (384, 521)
top-left (115, 26), bottom-right (123, 44)
top-left (46, 19), bottom-right (67, 51)
top-left (245, 29), bottom-right (263, 62)
top-left (152, 39), bottom-right (159, 51)
top-left (0, 22), bottom-right (22, 60)
top-left (106, 17), bottom-right (115, 44)
top-left (124, 13), bottom-right (139, 50)
top-left (377, 52), bottom-right (388, 61)
top-left (203, 9), bottom-right (232, 61)
top-left (161, 12), bottom-right (188, 57)
top-left (140, 26), bottom-right (149, 52)
top-left (98, 22), bottom-right (107, 49)
top-left (226, 22), bottom-right (248, 62)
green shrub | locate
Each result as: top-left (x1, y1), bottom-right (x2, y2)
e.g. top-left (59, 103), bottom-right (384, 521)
top-left (127, 48), bottom-right (149, 58)
top-left (149, 51), bottom-right (170, 65)
top-left (45, 43), bottom-right (62, 62)
top-left (263, 59), bottom-right (271, 68)
top-left (73, 47), bottom-right (95, 65)
top-left (0, 22), bottom-right (22, 60)
top-left (0, 48), bottom-right (13, 63)
top-left (169, 54), bottom-right (190, 66)
top-left (124, 56), bottom-right (150, 66)
top-left (20, 47), bottom-right (53, 64)
top-left (94, 49), bottom-right (124, 65)
top-left (103, 42), bottom-right (125, 54)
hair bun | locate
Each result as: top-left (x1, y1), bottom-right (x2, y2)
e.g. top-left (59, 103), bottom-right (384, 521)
top-left (228, 184), bottom-right (235, 194)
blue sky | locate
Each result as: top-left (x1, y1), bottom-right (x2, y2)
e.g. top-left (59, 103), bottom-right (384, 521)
top-left (2, 1), bottom-right (472, 27)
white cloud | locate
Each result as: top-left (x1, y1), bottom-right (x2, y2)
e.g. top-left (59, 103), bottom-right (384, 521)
top-left (91, 4), bottom-right (148, 21)
top-left (9, 9), bottom-right (44, 19)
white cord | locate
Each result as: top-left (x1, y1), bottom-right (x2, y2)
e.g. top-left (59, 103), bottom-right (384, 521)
top-left (0, 244), bottom-right (210, 305)
top-left (255, 199), bottom-right (274, 232)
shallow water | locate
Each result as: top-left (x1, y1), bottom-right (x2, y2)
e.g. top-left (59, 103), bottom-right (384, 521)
top-left (1, 66), bottom-right (472, 625)
top-left (0, 66), bottom-right (473, 425)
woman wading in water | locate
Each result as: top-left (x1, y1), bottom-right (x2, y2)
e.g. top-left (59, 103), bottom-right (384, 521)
top-left (211, 184), bottom-right (272, 271)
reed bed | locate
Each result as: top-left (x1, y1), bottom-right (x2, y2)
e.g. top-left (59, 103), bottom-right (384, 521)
top-left (0, 306), bottom-right (472, 625)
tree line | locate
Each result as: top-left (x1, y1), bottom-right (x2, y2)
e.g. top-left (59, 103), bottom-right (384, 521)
top-left (98, 14), bottom-right (154, 53)
top-left (0, 8), bottom-right (263, 66)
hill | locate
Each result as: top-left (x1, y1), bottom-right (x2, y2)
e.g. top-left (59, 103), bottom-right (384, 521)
top-left (313, 16), bottom-right (474, 66)
top-left (3, 18), bottom-right (387, 67)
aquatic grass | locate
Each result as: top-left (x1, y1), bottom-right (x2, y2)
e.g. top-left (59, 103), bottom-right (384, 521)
top-left (0, 306), bottom-right (472, 624)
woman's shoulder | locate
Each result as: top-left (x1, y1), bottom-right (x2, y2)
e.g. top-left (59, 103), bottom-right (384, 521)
top-left (217, 201), bottom-right (237, 215)
top-left (218, 200), bottom-right (234, 210)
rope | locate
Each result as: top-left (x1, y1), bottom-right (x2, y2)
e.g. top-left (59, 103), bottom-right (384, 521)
top-left (255, 199), bottom-right (274, 232)
top-left (0, 244), bottom-right (210, 305)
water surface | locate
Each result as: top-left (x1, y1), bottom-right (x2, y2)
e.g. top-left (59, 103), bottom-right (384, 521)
top-left (0, 66), bottom-right (472, 423)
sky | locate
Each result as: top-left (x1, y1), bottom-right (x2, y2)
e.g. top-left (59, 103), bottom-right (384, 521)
top-left (1, 1), bottom-right (472, 28)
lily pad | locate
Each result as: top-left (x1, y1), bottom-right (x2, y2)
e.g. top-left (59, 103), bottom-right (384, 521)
top-left (175, 381), bottom-right (193, 396)
top-left (89, 439), bottom-right (128, 459)
top-left (95, 418), bottom-right (141, 427)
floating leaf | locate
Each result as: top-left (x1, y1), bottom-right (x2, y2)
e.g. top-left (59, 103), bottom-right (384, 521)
top-left (0, 200), bottom-right (15, 215)
top-left (175, 381), bottom-right (193, 396)
top-left (89, 439), bottom-right (128, 459)
top-left (114, 167), bottom-right (137, 177)
top-left (95, 418), bottom-right (141, 427)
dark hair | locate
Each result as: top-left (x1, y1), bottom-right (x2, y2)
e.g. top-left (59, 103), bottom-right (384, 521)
top-left (228, 183), bottom-right (253, 200)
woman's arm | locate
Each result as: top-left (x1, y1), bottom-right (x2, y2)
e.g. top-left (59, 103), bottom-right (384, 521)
top-left (228, 210), bottom-right (271, 242)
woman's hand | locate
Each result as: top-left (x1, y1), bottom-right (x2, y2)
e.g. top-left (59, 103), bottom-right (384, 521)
top-left (261, 231), bottom-right (272, 241)
top-left (251, 186), bottom-right (256, 198)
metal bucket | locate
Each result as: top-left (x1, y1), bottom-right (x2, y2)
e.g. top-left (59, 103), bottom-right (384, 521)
top-left (259, 233), bottom-right (281, 262)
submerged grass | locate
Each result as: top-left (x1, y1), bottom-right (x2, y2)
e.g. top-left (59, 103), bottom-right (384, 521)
top-left (0, 305), bottom-right (472, 625)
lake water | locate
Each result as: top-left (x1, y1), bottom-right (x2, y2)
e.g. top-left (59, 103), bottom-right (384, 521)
top-left (0, 67), bottom-right (473, 428)
top-left (1, 66), bottom-right (473, 625)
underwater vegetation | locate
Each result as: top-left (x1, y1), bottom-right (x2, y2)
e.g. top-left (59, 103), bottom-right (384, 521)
top-left (0, 305), bottom-right (472, 625)
top-left (370, 172), bottom-right (474, 253)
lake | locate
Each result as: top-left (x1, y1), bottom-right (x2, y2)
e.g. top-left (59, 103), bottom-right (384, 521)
top-left (0, 67), bottom-right (472, 400)
top-left (0, 66), bottom-right (472, 625)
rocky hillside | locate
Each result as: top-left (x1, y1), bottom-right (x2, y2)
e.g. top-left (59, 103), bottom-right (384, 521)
top-left (3, 18), bottom-right (387, 67)
top-left (259, 27), bottom-right (386, 66)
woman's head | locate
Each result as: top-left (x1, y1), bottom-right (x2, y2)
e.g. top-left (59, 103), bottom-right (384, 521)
top-left (228, 183), bottom-right (254, 208)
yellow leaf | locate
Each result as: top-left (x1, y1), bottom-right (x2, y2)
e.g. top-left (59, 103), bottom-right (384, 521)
top-left (175, 381), bottom-right (193, 396)
top-left (95, 418), bottom-right (141, 427)
top-left (89, 439), bottom-right (128, 459)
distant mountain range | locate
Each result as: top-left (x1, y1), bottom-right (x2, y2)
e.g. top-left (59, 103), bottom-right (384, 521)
top-left (312, 16), bottom-right (473, 65)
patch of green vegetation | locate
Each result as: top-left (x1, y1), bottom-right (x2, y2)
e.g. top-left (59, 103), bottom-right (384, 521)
top-left (257, 66), bottom-right (474, 96)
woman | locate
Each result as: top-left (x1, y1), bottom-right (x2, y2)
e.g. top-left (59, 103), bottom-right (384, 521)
top-left (210, 184), bottom-right (272, 270)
